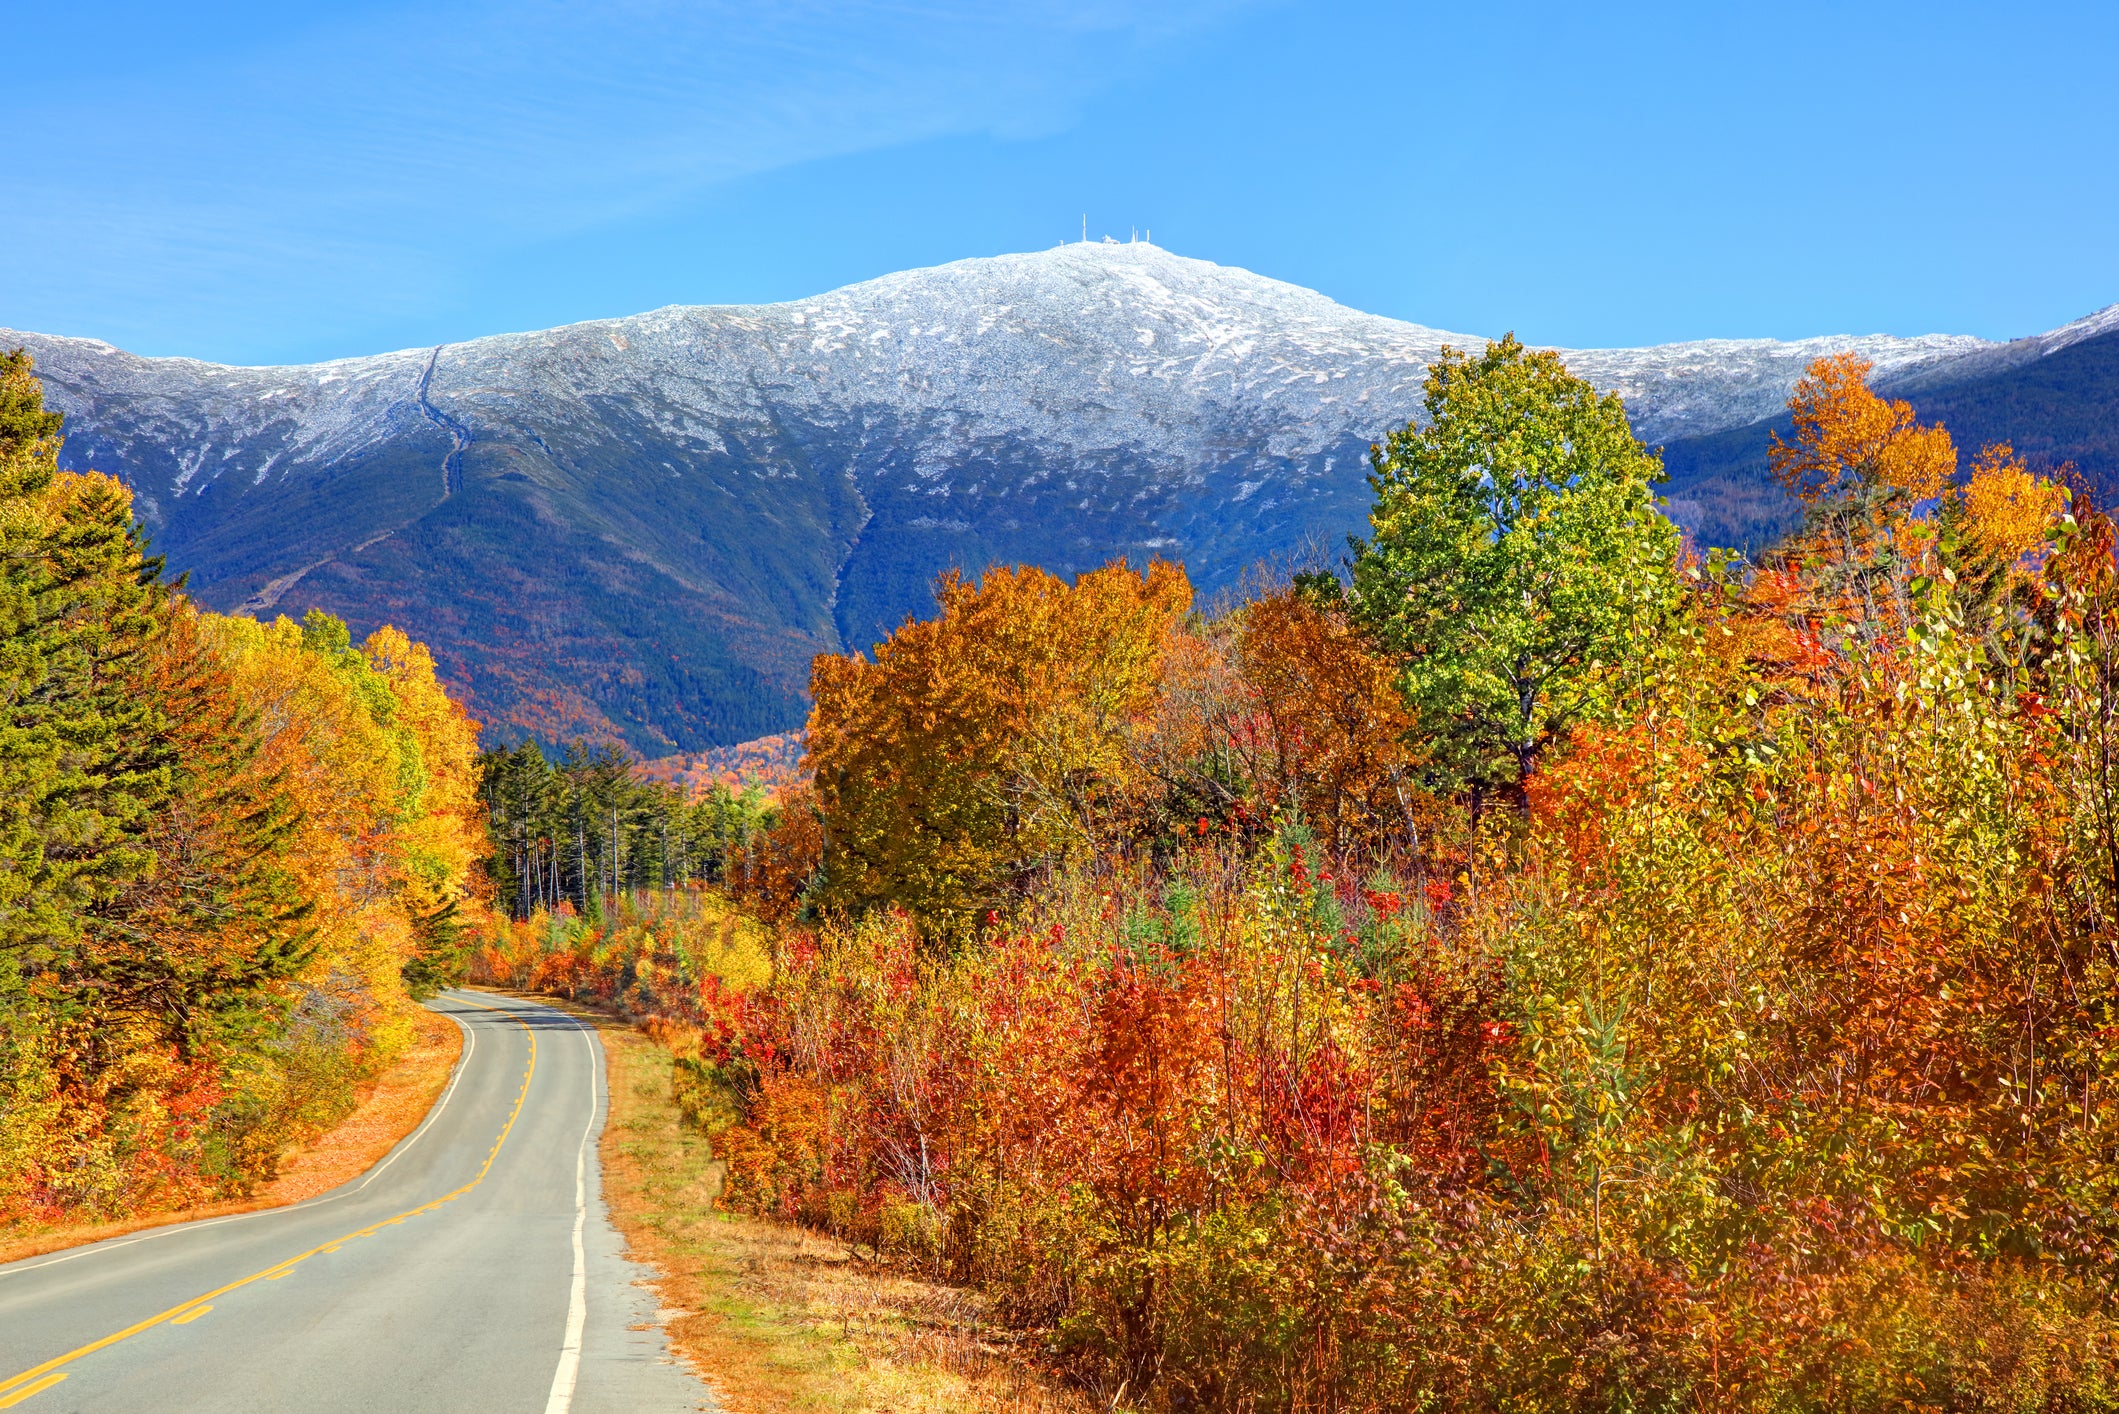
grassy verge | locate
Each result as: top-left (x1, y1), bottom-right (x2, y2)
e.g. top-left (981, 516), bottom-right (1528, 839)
top-left (509, 990), bottom-right (1092, 1414)
top-left (0, 1006), bottom-right (463, 1266)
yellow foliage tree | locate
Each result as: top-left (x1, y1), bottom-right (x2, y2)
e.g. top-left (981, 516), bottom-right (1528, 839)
top-left (362, 624), bottom-right (486, 932)
top-left (1959, 441), bottom-right (2068, 570)
top-left (809, 561), bottom-right (1190, 932)
top-left (1769, 352), bottom-right (1957, 505)
top-left (201, 609), bottom-right (484, 1059)
top-left (1763, 354), bottom-right (1959, 638)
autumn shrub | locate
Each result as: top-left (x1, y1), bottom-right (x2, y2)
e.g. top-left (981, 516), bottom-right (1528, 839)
top-left (478, 352), bottom-right (2119, 1409)
top-left (663, 673), bottom-right (2119, 1407)
top-left (468, 888), bottom-right (772, 1022)
top-left (486, 764), bottom-right (2119, 1406)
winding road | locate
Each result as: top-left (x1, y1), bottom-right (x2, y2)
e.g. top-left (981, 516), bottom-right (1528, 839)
top-left (0, 992), bottom-right (712, 1412)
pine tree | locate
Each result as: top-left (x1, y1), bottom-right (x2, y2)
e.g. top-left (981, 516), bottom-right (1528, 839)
top-left (0, 352), bottom-right (170, 980)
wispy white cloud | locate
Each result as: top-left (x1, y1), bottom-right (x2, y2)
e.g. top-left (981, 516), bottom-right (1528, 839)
top-left (5, 1), bottom-right (1262, 356)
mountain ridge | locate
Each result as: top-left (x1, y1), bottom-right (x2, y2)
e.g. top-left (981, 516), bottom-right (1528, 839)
top-left (6, 243), bottom-right (2110, 753)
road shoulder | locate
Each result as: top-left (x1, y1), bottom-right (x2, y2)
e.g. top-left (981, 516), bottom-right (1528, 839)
top-left (509, 989), bottom-right (1090, 1414)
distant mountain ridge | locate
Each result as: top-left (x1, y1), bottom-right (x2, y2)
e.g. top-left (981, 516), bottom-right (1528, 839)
top-left (7, 244), bottom-right (2110, 753)
top-left (1659, 303), bottom-right (2119, 551)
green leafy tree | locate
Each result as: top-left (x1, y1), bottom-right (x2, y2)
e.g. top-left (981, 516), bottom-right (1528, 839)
top-left (1348, 336), bottom-right (1681, 801)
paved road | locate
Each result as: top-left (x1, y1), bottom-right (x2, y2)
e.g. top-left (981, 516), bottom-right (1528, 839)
top-left (0, 991), bottom-right (712, 1412)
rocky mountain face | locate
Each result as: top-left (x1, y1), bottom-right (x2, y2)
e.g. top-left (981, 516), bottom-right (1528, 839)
top-left (6, 243), bottom-right (2108, 753)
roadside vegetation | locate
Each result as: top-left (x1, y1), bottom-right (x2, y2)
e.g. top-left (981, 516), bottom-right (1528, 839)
top-left (518, 985), bottom-right (1090, 1413)
top-left (0, 1007), bottom-right (461, 1265)
top-left (480, 342), bottom-right (2119, 1409)
top-left (0, 352), bottom-right (486, 1239)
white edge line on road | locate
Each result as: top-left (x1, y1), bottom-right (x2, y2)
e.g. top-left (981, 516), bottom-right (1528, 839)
top-left (0, 998), bottom-right (480, 1281)
top-left (544, 1015), bottom-right (598, 1414)
top-left (353, 1006), bottom-right (477, 1191)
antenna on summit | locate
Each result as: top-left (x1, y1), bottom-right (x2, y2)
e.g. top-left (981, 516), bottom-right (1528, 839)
top-left (1081, 213), bottom-right (1087, 244)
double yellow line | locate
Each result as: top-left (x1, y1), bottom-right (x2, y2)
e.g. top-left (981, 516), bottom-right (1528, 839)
top-left (0, 997), bottom-right (536, 1408)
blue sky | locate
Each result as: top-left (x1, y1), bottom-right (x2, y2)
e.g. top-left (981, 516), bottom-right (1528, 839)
top-left (10, 1), bottom-right (2116, 365)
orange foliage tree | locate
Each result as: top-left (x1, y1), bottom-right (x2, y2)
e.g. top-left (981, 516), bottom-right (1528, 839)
top-left (1233, 586), bottom-right (1424, 857)
top-left (809, 560), bottom-right (1191, 932)
top-left (1764, 352), bottom-right (1960, 634)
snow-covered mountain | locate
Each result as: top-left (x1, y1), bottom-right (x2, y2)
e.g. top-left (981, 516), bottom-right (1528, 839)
top-left (17, 243), bottom-right (1993, 504)
top-left (4, 243), bottom-right (2105, 752)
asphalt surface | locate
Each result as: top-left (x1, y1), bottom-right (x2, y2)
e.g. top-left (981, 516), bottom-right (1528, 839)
top-left (0, 991), bottom-right (713, 1413)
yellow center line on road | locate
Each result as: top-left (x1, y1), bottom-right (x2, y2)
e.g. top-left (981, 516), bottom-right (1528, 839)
top-left (0, 998), bottom-right (539, 1405)
top-left (0, 1374), bottom-right (65, 1408)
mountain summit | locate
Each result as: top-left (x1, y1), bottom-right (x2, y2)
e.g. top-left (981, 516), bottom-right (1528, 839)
top-left (6, 244), bottom-right (2109, 752)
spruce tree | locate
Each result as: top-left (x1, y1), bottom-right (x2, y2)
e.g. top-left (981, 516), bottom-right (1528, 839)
top-left (0, 351), bottom-right (171, 980)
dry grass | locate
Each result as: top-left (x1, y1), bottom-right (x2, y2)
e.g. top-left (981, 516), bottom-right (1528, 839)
top-left (0, 1006), bottom-right (463, 1266)
top-left (507, 989), bottom-right (1095, 1414)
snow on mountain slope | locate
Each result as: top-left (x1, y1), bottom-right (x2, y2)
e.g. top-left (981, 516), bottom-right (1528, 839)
top-left (7, 339), bottom-right (432, 527)
top-left (1881, 300), bottom-right (2119, 394)
top-left (1565, 331), bottom-right (1991, 443)
top-left (5, 242), bottom-right (1997, 500)
top-left (0, 243), bottom-right (2061, 751)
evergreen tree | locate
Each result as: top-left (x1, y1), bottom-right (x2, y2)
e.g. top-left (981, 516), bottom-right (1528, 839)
top-left (473, 737), bottom-right (775, 919)
top-left (0, 352), bottom-right (170, 977)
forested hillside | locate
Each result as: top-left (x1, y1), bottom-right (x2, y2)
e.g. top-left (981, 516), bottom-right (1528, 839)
top-left (16, 244), bottom-right (2079, 757)
top-left (0, 353), bottom-right (484, 1234)
top-left (482, 344), bottom-right (2119, 1408)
